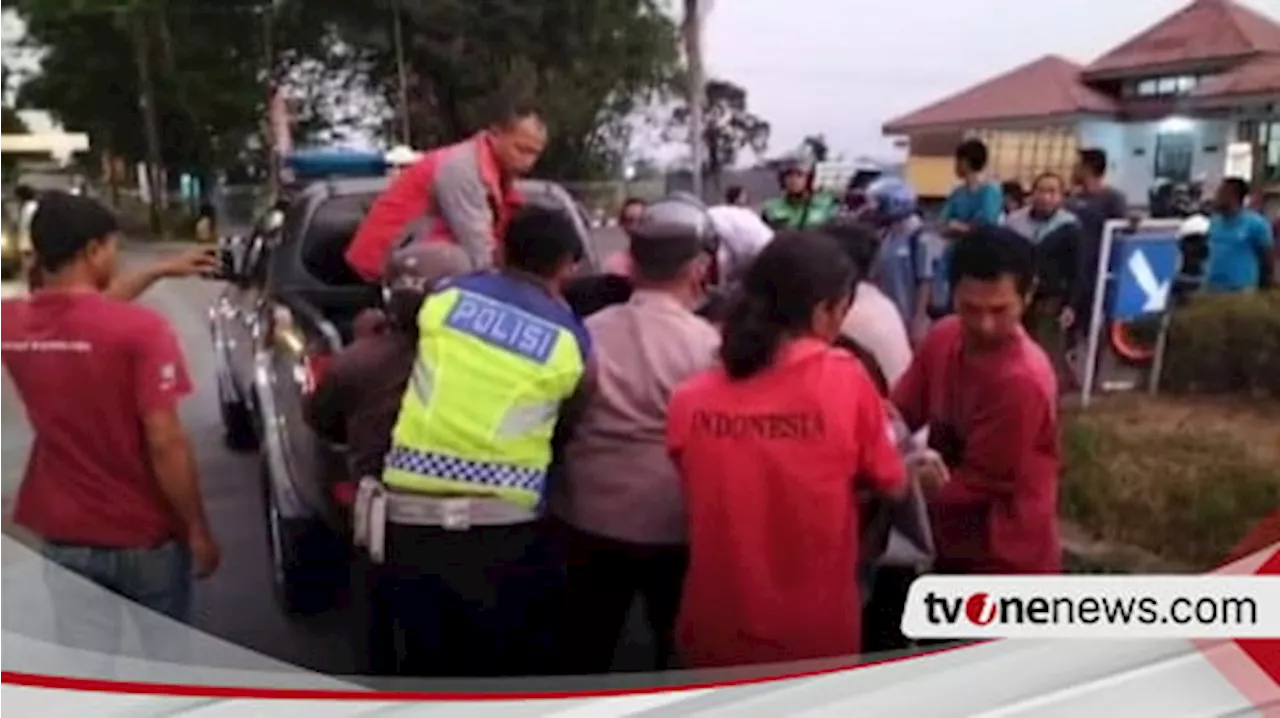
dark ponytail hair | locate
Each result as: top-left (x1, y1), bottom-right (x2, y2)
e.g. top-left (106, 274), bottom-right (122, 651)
top-left (720, 231), bottom-right (856, 380)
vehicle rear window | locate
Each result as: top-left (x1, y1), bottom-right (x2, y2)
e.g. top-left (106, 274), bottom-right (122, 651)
top-left (300, 193), bottom-right (378, 286)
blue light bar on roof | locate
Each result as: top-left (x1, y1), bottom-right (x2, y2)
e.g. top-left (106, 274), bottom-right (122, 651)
top-left (285, 149), bottom-right (388, 179)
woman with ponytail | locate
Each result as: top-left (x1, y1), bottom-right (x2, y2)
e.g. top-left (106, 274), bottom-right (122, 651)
top-left (666, 231), bottom-right (912, 668)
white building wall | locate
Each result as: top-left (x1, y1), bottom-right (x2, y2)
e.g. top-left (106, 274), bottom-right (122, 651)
top-left (1075, 118), bottom-right (1233, 207)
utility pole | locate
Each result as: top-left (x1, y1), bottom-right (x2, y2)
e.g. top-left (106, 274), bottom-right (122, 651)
top-left (683, 0), bottom-right (706, 201)
top-left (261, 4), bottom-right (279, 198)
top-left (128, 5), bottom-right (165, 237)
top-left (393, 3), bottom-right (412, 146)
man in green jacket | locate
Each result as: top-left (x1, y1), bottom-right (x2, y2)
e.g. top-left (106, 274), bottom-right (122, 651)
top-left (761, 156), bottom-right (839, 230)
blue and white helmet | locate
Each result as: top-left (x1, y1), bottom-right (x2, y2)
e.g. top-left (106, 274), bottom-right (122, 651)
top-left (865, 177), bottom-right (919, 225)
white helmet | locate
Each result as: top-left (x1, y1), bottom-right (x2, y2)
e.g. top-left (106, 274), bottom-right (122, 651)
top-left (1178, 214), bottom-right (1211, 238)
top-left (708, 205), bottom-right (773, 286)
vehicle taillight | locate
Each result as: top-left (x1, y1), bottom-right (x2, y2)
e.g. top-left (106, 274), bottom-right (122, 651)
top-left (301, 351), bottom-right (332, 396)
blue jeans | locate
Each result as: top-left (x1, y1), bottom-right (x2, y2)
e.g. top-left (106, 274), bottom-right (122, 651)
top-left (41, 541), bottom-right (193, 668)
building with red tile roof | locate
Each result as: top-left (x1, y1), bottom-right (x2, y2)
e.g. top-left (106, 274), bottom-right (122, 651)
top-left (885, 0), bottom-right (1280, 202)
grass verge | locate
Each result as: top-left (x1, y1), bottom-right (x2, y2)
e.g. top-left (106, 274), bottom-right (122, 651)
top-left (1061, 394), bottom-right (1280, 571)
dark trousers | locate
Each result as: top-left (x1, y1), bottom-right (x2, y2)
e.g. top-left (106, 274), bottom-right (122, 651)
top-left (381, 521), bottom-right (564, 677)
top-left (558, 525), bottom-right (688, 674)
top-left (861, 565), bottom-right (918, 655)
top-left (350, 553), bottom-right (397, 676)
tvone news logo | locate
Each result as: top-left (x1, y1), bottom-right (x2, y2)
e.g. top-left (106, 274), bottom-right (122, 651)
top-left (921, 591), bottom-right (1167, 626)
top-left (921, 590), bottom-right (1258, 627)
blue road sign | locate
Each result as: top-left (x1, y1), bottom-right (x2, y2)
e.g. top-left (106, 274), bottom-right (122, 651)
top-left (1106, 234), bottom-right (1181, 322)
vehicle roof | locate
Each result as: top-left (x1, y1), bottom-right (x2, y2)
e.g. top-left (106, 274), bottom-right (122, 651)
top-left (290, 176), bottom-right (576, 200)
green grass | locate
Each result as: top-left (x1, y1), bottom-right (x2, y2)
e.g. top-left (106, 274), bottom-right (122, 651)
top-left (1061, 395), bottom-right (1280, 571)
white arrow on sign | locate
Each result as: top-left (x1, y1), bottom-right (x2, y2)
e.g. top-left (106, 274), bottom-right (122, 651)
top-left (1127, 248), bottom-right (1171, 313)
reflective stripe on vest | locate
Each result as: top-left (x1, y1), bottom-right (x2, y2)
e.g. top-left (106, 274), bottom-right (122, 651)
top-left (382, 280), bottom-right (586, 510)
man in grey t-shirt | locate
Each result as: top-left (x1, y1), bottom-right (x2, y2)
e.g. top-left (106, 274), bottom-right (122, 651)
top-left (1063, 148), bottom-right (1129, 335)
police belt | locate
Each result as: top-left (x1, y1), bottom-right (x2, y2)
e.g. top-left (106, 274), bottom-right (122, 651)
top-left (352, 477), bottom-right (538, 564)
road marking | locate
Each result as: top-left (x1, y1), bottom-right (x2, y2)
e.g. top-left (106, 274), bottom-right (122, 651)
top-left (1127, 249), bottom-right (1170, 313)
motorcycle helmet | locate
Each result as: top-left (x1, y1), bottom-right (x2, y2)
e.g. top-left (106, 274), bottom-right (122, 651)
top-left (864, 177), bottom-right (919, 226)
top-left (627, 193), bottom-right (724, 292)
top-left (708, 204), bottom-right (773, 287)
top-left (776, 153), bottom-right (815, 188)
top-left (1177, 213), bottom-right (1212, 280)
top-left (381, 242), bottom-right (472, 326)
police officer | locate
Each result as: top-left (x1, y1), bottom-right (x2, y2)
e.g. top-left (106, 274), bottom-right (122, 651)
top-left (354, 202), bottom-right (591, 678)
top-left (761, 154), bottom-right (839, 230)
top-left (555, 195), bottom-right (722, 674)
top-left (307, 241), bottom-right (471, 676)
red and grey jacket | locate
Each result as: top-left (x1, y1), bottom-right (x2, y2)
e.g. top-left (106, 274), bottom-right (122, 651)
top-left (345, 132), bottom-right (522, 282)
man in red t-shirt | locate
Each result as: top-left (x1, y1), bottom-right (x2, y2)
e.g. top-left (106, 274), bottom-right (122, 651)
top-left (892, 224), bottom-right (1061, 574)
top-left (2, 193), bottom-right (220, 651)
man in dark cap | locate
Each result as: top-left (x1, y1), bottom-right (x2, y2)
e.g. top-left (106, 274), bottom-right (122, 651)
top-left (553, 195), bottom-right (721, 673)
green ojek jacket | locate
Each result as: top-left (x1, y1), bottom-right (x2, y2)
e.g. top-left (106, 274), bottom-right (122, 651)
top-left (761, 192), bottom-right (840, 230)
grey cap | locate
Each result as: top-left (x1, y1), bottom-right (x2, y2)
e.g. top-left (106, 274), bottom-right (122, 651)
top-left (627, 195), bottom-right (720, 270)
top-left (383, 241), bottom-right (472, 293)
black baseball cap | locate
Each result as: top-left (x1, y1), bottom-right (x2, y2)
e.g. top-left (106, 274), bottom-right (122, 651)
top-left (30, 191), bottom-right (121, 272)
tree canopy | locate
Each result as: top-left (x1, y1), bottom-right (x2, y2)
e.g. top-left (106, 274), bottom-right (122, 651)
top-left (2, 104), bottom-right (27, 176)
top-left (8, 0), bottom-right (745, 184)
top-left (671, 78), bottom-right (770, 176)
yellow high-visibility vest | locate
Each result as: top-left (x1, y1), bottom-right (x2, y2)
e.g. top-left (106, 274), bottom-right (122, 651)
top-left (382, 271), bottom-right (590, 510)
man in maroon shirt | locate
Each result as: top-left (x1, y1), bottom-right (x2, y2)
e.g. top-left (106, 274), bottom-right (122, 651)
top-left (892, 225), bottom-right (1061, 574)
top-left (2, 193), bottom-right (220, 654)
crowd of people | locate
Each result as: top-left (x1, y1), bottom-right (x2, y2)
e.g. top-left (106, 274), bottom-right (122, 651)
top-left (1, 95), bottom-right (1275, 679)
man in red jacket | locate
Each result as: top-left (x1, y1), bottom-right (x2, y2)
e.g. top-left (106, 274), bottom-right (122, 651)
top-left (892, 225), bottom-right (1061, 575)
top-left (345, 97), bottom-right (548, 281)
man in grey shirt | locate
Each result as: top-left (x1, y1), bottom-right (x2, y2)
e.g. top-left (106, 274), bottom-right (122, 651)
top-left (554, 197), bottom-right (720, 674)
top-left (345, 98), bottom-right (548, 280)
top-left (1063, 148), bottom-right (1129, 335)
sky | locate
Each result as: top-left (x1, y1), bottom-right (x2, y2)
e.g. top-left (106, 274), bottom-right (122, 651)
top-left (702, 0), bottom-right (1280, 162)
top-left (5, 1), bottom-right (1278, 164)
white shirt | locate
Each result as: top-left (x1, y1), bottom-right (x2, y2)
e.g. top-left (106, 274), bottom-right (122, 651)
top-left (708, 205), bottom-right (773, 282)
top-left (18, 200), bottom-right (38, 252)
top-left (840, 282), bottom-right (913, 388)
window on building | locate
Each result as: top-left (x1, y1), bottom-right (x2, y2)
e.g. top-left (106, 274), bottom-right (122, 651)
top-left (968, 127), bottom-right (1078, 188)
top-left (1233, 121), bottom-right (1280, 184)
top-left (1135, 75), bottom-right (1199, 97)
top-left (1155, 131), bottom-right (1195, 183)
top-left (1258, 121), bottom-right (1280, 184)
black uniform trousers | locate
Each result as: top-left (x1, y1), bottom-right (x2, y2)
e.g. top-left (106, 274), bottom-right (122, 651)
top-left (557, 523), bottom-right (688, 674)
top-left (379, 520), bottom-right (564, 677)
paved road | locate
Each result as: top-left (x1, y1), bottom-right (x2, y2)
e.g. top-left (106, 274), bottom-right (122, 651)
top-left (2, 241), bottom-right (653, 675)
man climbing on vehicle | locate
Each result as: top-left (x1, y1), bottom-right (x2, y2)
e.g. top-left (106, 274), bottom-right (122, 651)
top-left (761, 154), bottom-right (839, 230)
top-left (345, 93), bottom-right (548, 281)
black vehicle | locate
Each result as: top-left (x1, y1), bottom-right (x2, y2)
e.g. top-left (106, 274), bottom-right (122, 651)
top-left (208, 177), bottom-right (602, 614)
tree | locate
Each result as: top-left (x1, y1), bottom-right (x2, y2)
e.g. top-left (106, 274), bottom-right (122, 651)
top-left (671, 78), bottom-right (770, 179)
top-left (2, 104), bottom-right (27, 176)
top-left (10, 0), bottom-right (358, 194)
top-left (12, 0), bottom-right (280, 192)
top-left (306, 0), bottom-right (683, 180)
top-left (802, 133), bottom-right (829, 163)
top-left (12, 0), bottom-right (684, 186)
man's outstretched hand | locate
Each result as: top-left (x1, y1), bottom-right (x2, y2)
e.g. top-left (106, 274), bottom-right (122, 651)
top-left (106, 247), bottom-right (220, 301)
top-left (157, 247), bottom-right (220, 279)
